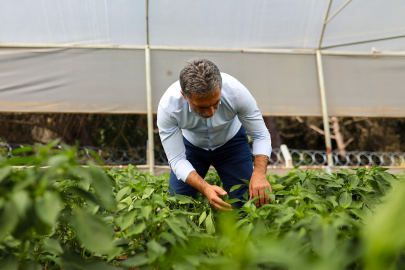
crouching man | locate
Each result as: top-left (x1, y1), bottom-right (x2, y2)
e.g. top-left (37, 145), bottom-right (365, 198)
top-left (157, 58), bottom-right (272, 210)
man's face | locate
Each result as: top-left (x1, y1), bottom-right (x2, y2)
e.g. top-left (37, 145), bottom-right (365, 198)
top-left (181, 88), bottom-right (221, 119)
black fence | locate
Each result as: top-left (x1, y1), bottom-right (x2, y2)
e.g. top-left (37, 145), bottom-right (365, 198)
top-left (1, 143), bottom-right (404, 167)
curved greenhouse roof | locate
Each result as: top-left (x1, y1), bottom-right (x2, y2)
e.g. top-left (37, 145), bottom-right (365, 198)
top-left (0, 0), bottom-right (404, 117)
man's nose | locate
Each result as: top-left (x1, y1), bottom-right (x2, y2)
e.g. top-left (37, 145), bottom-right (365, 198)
top-left (205, 106), bottom-right (215, 117)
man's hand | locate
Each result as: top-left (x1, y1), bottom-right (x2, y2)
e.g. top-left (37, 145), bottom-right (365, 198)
top-left (186, 171), bottom-right (232, 211)
top-left (250, 155), bottom-right (272, 207)
top-left (202, 185), bottom-right (232, 211)
top-left (250, 171), bottom-right (272, 207)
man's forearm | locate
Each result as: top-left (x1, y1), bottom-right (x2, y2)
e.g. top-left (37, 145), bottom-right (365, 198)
top-left (185, 171), bottom-right (210, 195)
top-left (253, 154), bottom-right (269, 175)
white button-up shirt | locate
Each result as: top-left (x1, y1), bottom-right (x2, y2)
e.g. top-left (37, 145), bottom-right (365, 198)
top-left (157, 73), bottom-right (272, 182)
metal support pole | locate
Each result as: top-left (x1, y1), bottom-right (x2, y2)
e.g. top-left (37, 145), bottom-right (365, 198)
top-left (280, 144), bottom-right (292, 168)
top-left (145, 0), bottom-right (154, 174)
top-left (318, 0), bottom-right (333, 49)
top-left (316, 50), bottom-right (333, 169)
top-left (325, 0), bottom-right (352, 25)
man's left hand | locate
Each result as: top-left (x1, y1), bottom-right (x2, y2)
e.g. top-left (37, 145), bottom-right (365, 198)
top-left (249, 154), bottom-right (273, 207)
top-left (250, 171), bottom-right (272, 207)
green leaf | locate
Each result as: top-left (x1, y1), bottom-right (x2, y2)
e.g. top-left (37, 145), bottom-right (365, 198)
top-left (127, 222), bottom-right (146, 237)
top-left (121, 253), bottom-right (150, 268)
top-left (141, 186), bottom-right (154, 199)
top-left (0, 201), bottom-right (19, 241)
top-left (66, 187), bottom-right (102, 207)
top-left (296, 170), bottom-right (307, 181)
top-left (146, 240), bottom-right (167, 261)
top-left (116, 187), bottom-right (130, 203)
top-left (114, 238), bottom-right (130, 246)
top-left (348, 175), bottom-right (360, 189)
top-left (160, 232), bottom-right (176, 245)
top-left (61, 253), bottom-right (121, 270)
top-left (171, 209), bottom-right (199, 216)
top-left (283, 195), bottom-right (301, 205)
top-left (10, 145), bottom-right (35, 155)
top-left (166, 218), bottom-right (187, 239)
top-left (152, 194), bottom-right (166, 207)
top-left (79, 178), bottom-right (90, 191)
top-left (47, 155), bottom-right (70, 168)
top-left (243, 197), bottom-right (261, 208)
top-left (70, 208), bottom-right (116, 255)
top-left (34, 219), bottom-right (52, 236)
top-left (26, 262), bottom-right (43, 270)
top-left (355, 186), bottom-right (374, 193)
top-left (349, 200), bottom-right (363, 209)
top-left (275, 190), bottom-right (292, 195)
top-left (205, 212), bottom-right (215, 235)
top-left (369, 180), bottom-right (382, 195)
top-left (118, 196), bottom-right (132, 210)
top-left (7, 157), bottom-right (37, 166)
top-left (310, 224), bottom-right (337, 258)
top-left (0, 254), bottom-right (18, 270)
top-left (88, 162), bottom-right (116, 210)
top-left (376, 181), bottom-right (388, 195)
top-left (141, 205), bottom-right (152, 219)
top-left (225, 198), bottom-right (241, 204)
top-left (199, 211), bottom-right (207, 226)
top-left (339, 191), bottom-right (352, 208)
top-left (35, 191), bottom-right (62, 227)
top-left (230, 184), bottom-right (243, 192)
top-left (11, 190), bottom-right (30, 218)
top-left (303, 179), bottom-right (316, 193)
top-left (239, 179), bottom-right (251, 186)
top-left (42, 238), bottom-right (63, 255)
top-left (326, 196), bottom-right (338, 207)
top-left (361, 193), bottom-right (379, 210)
top-left (335, 178), bottom-right (345, 185)
top-left (303, 194), bottom-right (325, 203)
top-left (326, 183), bottom-right (342, 188)
top-left (174, 194), bottom-right (194, 204)
top-left (271, 184), bottom-right (285, 191)
top-left (235, 219), bottom-right (249, 228)
top-left (317, 174), bottom-right (333, 181)
top-left (349, 209), bottom-right (368, 220)
top-left (118, 210), bottom-right (137, 230)
top-left (0, 167), bottom-right (12, 184)
top-left (378, 172), bottom-right (396, 184)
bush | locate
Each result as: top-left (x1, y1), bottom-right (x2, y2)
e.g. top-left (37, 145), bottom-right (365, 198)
top-left (0, 142), bottom-right (404, 270)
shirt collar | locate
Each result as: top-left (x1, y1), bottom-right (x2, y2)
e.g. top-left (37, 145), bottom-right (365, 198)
top-left (188, 102), bottom-right (199, 116)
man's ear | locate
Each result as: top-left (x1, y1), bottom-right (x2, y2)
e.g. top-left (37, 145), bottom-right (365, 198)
top-left (180, 90), bottom-right (187, 100)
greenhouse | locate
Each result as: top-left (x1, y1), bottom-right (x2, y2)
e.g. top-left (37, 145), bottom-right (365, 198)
top-left (0, 1), bottom-right (405, 269)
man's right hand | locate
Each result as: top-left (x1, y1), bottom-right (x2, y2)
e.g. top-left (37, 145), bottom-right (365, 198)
top-left (185, 171), bottom-right (232, 211)
top-left (202, 185), bottom-right (232, 211)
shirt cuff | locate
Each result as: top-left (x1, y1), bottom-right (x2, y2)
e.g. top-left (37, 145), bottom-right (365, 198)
top-left (173, 159), bottom-right (196, 182)
top-left (252, 139), bottom-right (272, 158)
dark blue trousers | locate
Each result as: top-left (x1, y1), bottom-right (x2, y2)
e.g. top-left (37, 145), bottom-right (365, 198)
top-left (169, 126), bottom-right (253, 207)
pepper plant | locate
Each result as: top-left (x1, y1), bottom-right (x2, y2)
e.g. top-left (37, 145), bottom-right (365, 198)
top-left (0, 142), bottom-right (404, 270)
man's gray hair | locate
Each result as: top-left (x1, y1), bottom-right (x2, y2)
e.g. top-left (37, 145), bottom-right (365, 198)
top-left (179, 58), bottom-right (222, 99)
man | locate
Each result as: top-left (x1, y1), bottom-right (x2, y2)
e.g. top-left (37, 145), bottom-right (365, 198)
top-left (157, 58), bottom-right (272, 211)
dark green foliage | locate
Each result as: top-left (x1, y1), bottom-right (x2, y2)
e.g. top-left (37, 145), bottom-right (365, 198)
top-left (0, 142), bottom-right (404, 269)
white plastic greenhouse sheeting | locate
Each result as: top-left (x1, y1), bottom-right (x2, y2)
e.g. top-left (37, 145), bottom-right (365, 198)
top-left (0, 0), bottom-right (405, 116)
